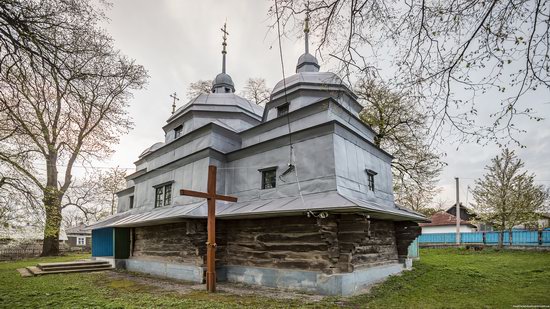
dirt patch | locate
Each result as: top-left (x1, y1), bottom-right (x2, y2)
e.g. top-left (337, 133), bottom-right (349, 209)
top-left (105, 270), bottom-right (326, 302)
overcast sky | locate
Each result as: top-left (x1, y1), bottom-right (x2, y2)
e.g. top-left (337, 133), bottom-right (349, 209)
top-left (95, 0), bottom-right (550, 209)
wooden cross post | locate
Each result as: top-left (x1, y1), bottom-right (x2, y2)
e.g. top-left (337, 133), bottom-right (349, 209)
top-left (180, 165), bottom-right (237, 292)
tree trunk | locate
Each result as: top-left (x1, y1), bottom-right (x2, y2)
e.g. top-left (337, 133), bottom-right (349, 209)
top-left (509, 229), bottom-right (513, 246)
top-left (498, 230), bottom-right (504, 249)
top-left (41, 186), bottom-right (63, 256)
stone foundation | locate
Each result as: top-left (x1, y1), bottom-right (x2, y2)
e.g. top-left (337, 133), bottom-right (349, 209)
top-left (115, 258), bottom-right (404, 295)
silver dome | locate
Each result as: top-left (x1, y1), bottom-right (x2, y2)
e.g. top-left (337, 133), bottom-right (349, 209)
top-left (296, 53), bottom-right (320, 73)
top-left (212, 73), bottom-right (235, 93)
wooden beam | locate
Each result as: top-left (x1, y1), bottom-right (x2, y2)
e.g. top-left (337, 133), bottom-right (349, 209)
top-left (180, 189), bottom-right (210, 199)
top-left (216, 194), bottom-right (238, 202)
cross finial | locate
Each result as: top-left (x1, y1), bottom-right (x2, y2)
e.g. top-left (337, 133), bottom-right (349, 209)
top-left (304, 3), bottom-right (310, 54)
top-left (170, 92), bottom-right (180, 115)
top-left (221, 22), bottom-right (229, 73)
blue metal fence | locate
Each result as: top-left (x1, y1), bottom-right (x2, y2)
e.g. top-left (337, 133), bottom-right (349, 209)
top-left (419, 230), bottom-right (549, 246)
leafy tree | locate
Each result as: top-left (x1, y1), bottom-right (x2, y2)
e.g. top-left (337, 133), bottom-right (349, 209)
top-left (473, 149), bottom-right (548, 247)
top-left (240, 78), bottom-right (271, 105)
top-left (272, 0), bottom-right (549, 144)
top-left (357, 79), bottom-right (444, 212)
top-left (0, 1), bottom-right (147, 256)
top-left (186, 80), bottom-right (212, 99)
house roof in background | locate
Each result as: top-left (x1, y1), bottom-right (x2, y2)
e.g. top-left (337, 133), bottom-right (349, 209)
top-left (65, 224), bottom-right (91, 235)
top-left (419, 211), bottom-right (476, 227)
top-left (445, 203), bottom-right (476, 215)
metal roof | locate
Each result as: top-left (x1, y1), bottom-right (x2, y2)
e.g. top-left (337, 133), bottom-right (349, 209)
top-left (168, 93), bottom-right (264, 122)
top-left (87, 191), bottom-right (427, 230)
top-left (272, 72), bottom-right (348, 97)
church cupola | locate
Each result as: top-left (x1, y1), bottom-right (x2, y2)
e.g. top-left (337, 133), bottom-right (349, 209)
top-left (296, 11), bottom-right (320, 73)
top-left (212, 23), bottom-right (236, 93)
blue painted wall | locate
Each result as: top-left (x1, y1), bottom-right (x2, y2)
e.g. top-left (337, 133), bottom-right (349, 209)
top-left (92, 228), bottom-right (114, 257)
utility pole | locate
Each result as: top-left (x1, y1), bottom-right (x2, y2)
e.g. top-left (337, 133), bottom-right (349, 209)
top-left (455, 177), bottom-right (461, 245)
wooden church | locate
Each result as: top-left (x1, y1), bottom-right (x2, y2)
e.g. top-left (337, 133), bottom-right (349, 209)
top-left (88, 20), bottom-right (426, 296)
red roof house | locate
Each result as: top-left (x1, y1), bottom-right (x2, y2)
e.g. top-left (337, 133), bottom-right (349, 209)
top-left (420, 211), bottom-right (477, 234)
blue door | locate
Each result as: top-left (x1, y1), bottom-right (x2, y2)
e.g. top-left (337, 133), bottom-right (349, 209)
top-left (92, 227), bottom-right (114, 257)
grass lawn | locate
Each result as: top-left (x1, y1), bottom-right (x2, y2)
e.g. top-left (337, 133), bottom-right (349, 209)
top-left (0, 248), bottom-right (549, 308)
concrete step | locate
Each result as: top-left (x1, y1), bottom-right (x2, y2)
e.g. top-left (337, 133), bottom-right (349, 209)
top-left (38, 263), bottom-right (112, 271)
top-left (26, 265), bottom-right (113, 276)
top-left (16, 267), bottom-right (33, 277)
top-left (37, 260), bottom-right (109, 269)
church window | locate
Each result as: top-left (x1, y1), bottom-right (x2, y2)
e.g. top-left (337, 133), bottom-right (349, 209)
top-left (155, 187), bottom-right (163, 207)
top-left (174, 125), bottom-right (183, 139)
top-left (277, 103), bottom-right (289, 117)
top-left (129, 196), bottom-right (134, 209)
top-left (164, 184), bottom-right (172, 205)
top-left (366, 169), bottom-right (377, 191)
top-left (154, 182), bottom-right (173, 207)
top-left (261, 168), bottom-right (277, 189)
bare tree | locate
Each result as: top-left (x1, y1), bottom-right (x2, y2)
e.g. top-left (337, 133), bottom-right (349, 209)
top-left (186, 80), bottom-right (212, 99)
top-left (61, 167), bottom-right (126, 227)
top-left (101, 167), bottom-right (127, 215)
top-left (271, 0), bottom-right (550, 145)
top-left (0, 1), bottom-right (147, 256)
top-left (0, 0), bottom-right (103, 81)
top-left (240, 78), bottom-right (271, 105)
top-left (473, 149), bottom-right (549, 247)
top-left (0, 167), bottom-right (43, 227)
top-left (357, 79), bottom-right (444, 212)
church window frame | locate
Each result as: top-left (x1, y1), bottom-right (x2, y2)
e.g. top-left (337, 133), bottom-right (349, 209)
top-left (277, 103), bottom-right (290, 117)
top-left (155, 187), bottom-right (163, 207)
top-left (164, 184), bottom-right (172, 206)
top-left (129, 195), bottom-right (134, 209)
top-left (174, 125), bottom-right (183, 139)
top-left (366, 169), bottom-right (377, 192)
top-left (154, 181), bottom-right (174, 208)
top-left (259, 167), bottom-right (278, 189)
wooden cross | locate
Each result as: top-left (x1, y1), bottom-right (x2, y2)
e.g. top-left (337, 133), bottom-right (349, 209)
top-left (180, 165), bottom-right (237, 292)
top-left (170, 92), bottom-right (180, 115)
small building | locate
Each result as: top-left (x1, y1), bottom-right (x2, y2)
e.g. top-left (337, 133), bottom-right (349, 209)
top-left (65, 224), bottom-right (92, 250)
top-left (445, 203), bottom-right (476, 221)
top-left (420, 211), bottom-right (477, 234)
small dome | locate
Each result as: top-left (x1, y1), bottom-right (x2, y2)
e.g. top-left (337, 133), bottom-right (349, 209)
top-left (139, 142), bottom-right (165, 158)
top-left (212, 73), bottom-right (235, 93)
top-left (296, 53), bottom-right (320, 73)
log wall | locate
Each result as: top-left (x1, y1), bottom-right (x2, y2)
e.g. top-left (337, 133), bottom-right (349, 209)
top-left (219, 214), bottom-right (399, 273)
top-left (132, 221), bottom-right (206, 265)
top-left (394, 221), bottom-right (422, 262)
top-left (131, 215), bottom-right (404, 273)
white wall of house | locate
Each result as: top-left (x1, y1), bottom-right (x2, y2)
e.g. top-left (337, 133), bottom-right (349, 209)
top-left (421, 225), bottom-right (477, 234)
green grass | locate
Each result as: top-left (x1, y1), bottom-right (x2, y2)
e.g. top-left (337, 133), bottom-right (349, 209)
top-left (346, 248), bottom-right (550, 308)
top-left (0, 249), bottom-right (549, 308)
